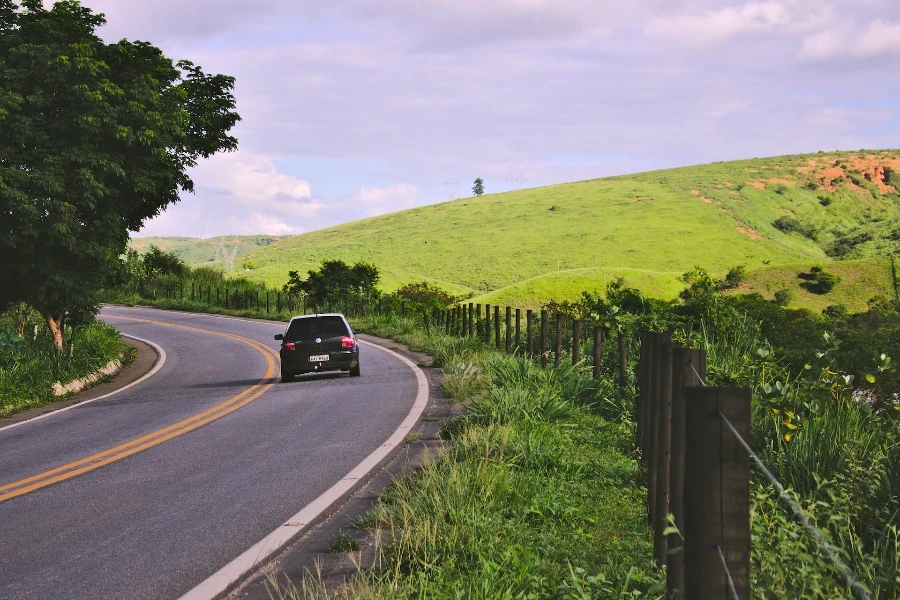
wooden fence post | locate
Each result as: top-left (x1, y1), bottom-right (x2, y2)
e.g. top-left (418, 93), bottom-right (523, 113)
top-left (468, 303), bottom-right (474, 337)
top-left (191, 283), bottom-right (195, 301)
top-left (647, 333), bottom-right (672, 527)
top-left (668, 348), bottom-right (707, 597)
top-left (461, 304), bottom-right (466, 336)
top-left (554, 314), bottom-right (563, 366)
top-left (572, 320), bottom-right (581, 365)
top-left (505, 306), bottom-right (512, 353)
top-left (494, 306), bottom-right (501, 350)
top-left (515, 309), bottom-right (521, 353)
top-left (684, 387), bottom-right (751, 600)
top-left (485, 304), bottom-right (492, 344)
top-left (618, 331), bottom-right (629, 389)
top-left (654, 342), bottom-right (677, 566)
top-left (593, 326), bottom-right (603, 379)
top-left (526, 310), bottom-right (534, 356)
top-left (476, 304), bottom-right (482, 337)
top-left (540, 309), bottom-right (548, 368)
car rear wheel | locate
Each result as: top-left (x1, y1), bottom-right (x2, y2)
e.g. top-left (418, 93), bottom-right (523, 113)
top-left (281, 367), bottom-right (294, 383)
top-left (349, 362), bottom-right (360, 377)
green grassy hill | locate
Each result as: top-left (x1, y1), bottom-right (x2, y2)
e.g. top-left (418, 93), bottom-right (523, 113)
top-left (224, 150), bottom-right (900, 311)
top-left (129, 235), bottom-right (289, 266)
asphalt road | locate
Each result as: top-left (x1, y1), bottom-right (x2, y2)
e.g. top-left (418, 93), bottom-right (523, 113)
top-left (0, 306), bottom-right (419, 600)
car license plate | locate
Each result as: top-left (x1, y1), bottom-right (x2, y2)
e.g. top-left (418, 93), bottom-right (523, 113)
top-left (309, 354), bottom-right (329, 362)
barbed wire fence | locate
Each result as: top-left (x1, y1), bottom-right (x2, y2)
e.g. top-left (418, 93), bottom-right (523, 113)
top-left (638, 332), bottom-right (873, 599)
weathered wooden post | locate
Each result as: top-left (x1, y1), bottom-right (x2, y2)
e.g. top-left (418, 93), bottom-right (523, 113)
top-left (619, 331), bottom-right (629, 390)
top-left (647, 333), bottom-right (672, 527)
top-left (593, 326), bottom-right (603, 380)
top-left (191, 283), bottom-right (195, 301)
top-left (476, 304), bottom-right (482, 337)
top-left (485, 304), bottom-right (492, 344)
top-left (554, 314), bottom-right (563, 366)
top-left (515, 308), bottom-right (521, 353)
top-left (468, 302), bottom-right (474, 337)
top-left (654, 342), bottom-right (677, 566)
top-left (668, 348), bottom-right (707, 597)
top-left (684, 387), bottom-right (751, 600)
top-left (572, 320), bottom-right (581, 365)
top-left (527, 309), bottom-right (534, 356)
top-left (540, 309), bottom-right (548, 368)
top-left (494, 306), bottom-right (501, 350)
top-left (505, 306), bottom-right (512, 353)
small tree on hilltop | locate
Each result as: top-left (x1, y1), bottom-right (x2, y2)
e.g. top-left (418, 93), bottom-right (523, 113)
top-left (472, 178), bottom-right (484, 196)
top-left (283, 260), bottom-right (380, 309)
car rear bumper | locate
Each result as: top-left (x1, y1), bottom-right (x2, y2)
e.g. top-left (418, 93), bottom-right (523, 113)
top-left (281, 349), bottom-right (359, 374)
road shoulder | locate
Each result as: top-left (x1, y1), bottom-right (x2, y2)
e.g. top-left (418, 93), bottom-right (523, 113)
top-left (226, 335), bottom-right (462, 600)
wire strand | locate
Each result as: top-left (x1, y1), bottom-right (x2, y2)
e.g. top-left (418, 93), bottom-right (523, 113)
top-left (716, 543), bottom-right (741, 600)
top-left (689, 360), bottom-right (707, 386)
top-left (717, 411), bottom-right (872, 600)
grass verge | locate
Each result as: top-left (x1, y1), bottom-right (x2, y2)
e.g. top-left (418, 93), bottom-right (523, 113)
top-left (268, 314), bottom-right (665, 599)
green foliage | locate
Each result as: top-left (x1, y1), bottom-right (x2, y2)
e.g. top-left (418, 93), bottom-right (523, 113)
top-left (472, 177), bottom-right (484, 196)
top-left (722, 265), bottom-right (748, 289)
top-left (0, 309), bottom-right (126, 417)
top-left (773, 288), bottom-right (793, 306)
top-left (773, 215), bottom-right (816, 239)
top-left (327, 530), bottom-right (359, 553)
top-left (0, 0), bottom-right (240, 349)
top-left (282, 260), bottom-right (379, 309)
top-left (394, 281), bottom-right (456, 310)
top-left (802, 266), bottom-right (842, 294)
top-left (142, 245), bottom-right (188, 278)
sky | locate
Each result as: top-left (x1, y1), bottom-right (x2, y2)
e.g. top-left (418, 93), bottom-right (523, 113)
top-left (78, 0), bottom-right (900, 238)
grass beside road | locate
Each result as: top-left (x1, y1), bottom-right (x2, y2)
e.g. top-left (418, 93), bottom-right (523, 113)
top-left (269, 315), bottom-right (665, 599)
top-left (0, 314), bottom-right (129, 418)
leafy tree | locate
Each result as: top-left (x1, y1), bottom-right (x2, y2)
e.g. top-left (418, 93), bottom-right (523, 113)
top-left (142, 245), bottom-right (187, 278)
top-left (395, 282), bottom-right (456, 310)
top-left (283, 260), bottom-right (379, 308)
top-left (472, 178), bottom-right (484, 196)
top-left (0, 1), bottom-right (240, 350)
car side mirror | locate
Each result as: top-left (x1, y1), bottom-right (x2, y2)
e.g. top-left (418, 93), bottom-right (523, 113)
top-left (274, 334), bottom-right (283, 340)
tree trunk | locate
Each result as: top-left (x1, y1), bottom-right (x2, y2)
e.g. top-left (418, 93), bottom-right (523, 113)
top-left (43, 311), bottom-right (65, 352)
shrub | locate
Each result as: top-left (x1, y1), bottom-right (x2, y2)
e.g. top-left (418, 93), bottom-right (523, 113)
top-left (773, 216), bottom-right (802, 233)
top-left (722, 265), bottom-right (748, 290)
top-left (818, 194), bottom-right (832, 206)
top-left (774, 184), bottom-right (789, 195)
top-left (772, 288), bottom-right (793, 307)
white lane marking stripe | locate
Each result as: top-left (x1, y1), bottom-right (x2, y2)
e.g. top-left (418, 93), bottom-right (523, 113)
top-left (179, 339), bottom-right (430, 600)
top-left (0, 334), bottom-right (166, 434)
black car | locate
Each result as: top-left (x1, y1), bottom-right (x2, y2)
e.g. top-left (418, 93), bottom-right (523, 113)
top-left (274, 313), bottom-right (360, 382)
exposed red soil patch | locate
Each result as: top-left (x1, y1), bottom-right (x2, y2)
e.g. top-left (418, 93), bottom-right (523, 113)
top-left (736, 227), bottom-right (762, 240)
top-left (748, 181), bottom-right (766, 189)
top-left (796, 154), bottom-right (900, 193)
top-left (691, 189), bottom-right (700, 195)
top-left (767, 178), bottom-right (793, 185)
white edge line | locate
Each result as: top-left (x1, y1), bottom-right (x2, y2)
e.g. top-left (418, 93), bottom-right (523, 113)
top-left (179, 339), bottom-right (430, 600)
top-left (0, 334), bottom-right (166, 434)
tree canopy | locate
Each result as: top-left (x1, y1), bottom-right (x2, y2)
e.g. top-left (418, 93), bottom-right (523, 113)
top-left (283, 260), bottom-right (380, 309)
top-left (0, 0), bottom-right (240, 348)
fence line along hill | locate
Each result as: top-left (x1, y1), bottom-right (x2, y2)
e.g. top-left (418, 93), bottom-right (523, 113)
top-left (166, 150), bottom-right (900, 311)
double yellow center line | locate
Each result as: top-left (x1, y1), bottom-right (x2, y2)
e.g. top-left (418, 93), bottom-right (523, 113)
top-left (0, 317), bottom-right (281, 504)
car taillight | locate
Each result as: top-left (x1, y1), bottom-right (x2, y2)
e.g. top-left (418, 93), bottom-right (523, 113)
top-left (341, 336), bottom-right (354, 348)
top-left (284, 341), bottom-right (296, 351)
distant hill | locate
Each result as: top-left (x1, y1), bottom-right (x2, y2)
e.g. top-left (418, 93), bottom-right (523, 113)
top-left (128, 235), bottom-right (290, 268)
top-left (197, 150), bottom-right (900, 312)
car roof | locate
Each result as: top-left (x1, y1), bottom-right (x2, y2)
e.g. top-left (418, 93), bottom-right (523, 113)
top-left (288, 313), bottom-right (347, 321)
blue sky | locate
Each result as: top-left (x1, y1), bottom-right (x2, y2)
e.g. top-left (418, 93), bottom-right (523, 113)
top-left (80, 0), bottom-right (900, 238)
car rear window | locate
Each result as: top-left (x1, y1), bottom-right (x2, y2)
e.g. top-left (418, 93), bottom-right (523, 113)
top-left (286, 316), bottom-right (350, 339)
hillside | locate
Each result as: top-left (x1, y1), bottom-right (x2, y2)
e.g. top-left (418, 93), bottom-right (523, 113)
top-left (129, 235), bottom-right (289, 266)
top-left (222, 150), bottom-right (900, 310)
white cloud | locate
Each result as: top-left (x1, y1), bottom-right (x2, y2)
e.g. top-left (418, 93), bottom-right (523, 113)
top-left (801, 19), bottom-right (900, 60)
top-left (342, 183), bottom-right (419, 217)
top-left (138, 151), bottom-right (322, 237)
top-left (645, 1), bottom-right (792, 45)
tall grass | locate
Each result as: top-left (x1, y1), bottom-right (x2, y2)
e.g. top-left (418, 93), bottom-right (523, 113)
top-left (0, 314), bottom-right (127, 417)
top-left (267, 315), bottom-right (664, 599)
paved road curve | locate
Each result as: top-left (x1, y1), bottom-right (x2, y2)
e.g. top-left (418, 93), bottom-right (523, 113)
top-left (0, 306), bottom-right (419, 600)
